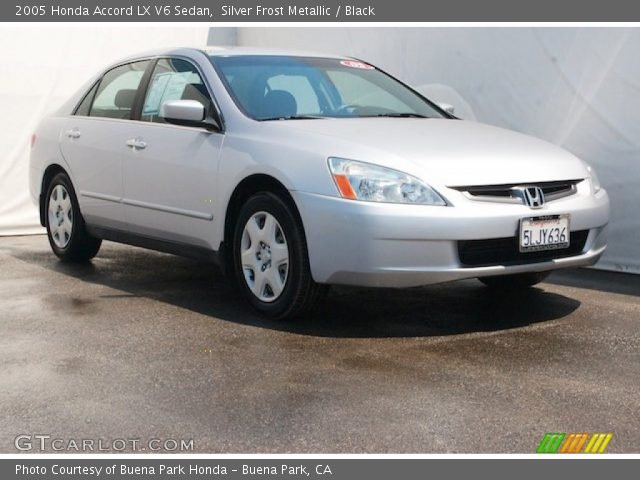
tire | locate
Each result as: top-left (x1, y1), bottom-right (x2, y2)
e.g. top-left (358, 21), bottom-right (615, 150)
top-left (45, 172), bottom-right (101, 262)
top-left (232, 191), bottom-right (327, 320)
top-left (479, 271), bottom-right (550, 289)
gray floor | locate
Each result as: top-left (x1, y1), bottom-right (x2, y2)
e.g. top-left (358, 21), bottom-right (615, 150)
top-left (1, 235), bottom-right (638, 453)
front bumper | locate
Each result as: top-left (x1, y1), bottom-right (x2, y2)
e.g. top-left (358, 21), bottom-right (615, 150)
top-left (292, 187), bottom-right (610, 287)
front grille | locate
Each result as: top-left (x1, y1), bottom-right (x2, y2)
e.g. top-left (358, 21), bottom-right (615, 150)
top-left (452, 179), bottom-right (581, 203)
top-left (458, 230), bottom-right (589, 267)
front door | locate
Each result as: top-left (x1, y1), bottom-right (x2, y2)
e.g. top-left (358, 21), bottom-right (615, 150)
top-left (122, 57), bottom-right (223, 249)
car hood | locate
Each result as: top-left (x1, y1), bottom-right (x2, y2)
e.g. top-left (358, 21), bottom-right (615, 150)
top-left (270, 118), bottom-right (588, 187)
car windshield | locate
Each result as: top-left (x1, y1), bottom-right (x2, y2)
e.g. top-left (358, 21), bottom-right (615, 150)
top-left (211, 55), bottom-right (447, 121)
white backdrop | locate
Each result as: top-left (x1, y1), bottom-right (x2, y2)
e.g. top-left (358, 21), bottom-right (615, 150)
top-left (235, 27), bottom-right (640, 273)
top-left (0, 26), bottom-right (208, 236)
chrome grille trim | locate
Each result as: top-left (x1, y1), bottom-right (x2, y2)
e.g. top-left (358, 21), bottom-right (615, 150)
top-left (451, 179), bottom-right (582, 204)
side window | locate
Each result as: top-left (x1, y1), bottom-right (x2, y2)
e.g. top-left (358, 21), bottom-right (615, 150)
top-left (265, 74), bottom-right (321, 115)
top-left (89, 60), bottom-right (150, 119)
top-left (74, 82), bottom-right (99, 116)
top-left (142, 58), bottom-right (212, 123)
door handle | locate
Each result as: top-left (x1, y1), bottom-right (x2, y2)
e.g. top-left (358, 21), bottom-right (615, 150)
top-left (125, 138), bottom-right (147, 150)
top-left (65, 128), bottom-right (81, 139)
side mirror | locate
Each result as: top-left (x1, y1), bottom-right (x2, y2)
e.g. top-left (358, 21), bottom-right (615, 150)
top-left (160, 100), bottom-right (220, 131)
top-left (437, 103), bottom-right (455, 116)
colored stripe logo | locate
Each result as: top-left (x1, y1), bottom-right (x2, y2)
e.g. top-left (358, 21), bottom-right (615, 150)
top-left (537, 433), bottom-right (613, 453)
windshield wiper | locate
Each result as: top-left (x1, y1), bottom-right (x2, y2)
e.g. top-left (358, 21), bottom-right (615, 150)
top-left (260, 115), bottom-right (325, 121)
top-left (371, 113), bottom-right (431, 118)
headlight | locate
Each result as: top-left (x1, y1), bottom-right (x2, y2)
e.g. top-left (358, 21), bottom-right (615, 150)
top-left (328, 157), bottom-right (446, 205)
top-left (586, 164), bottom-right (602, 193)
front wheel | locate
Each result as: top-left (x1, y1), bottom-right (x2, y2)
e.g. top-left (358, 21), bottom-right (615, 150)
top-left (232, 192), bottom-right (326, 320)
top-left (479, 271), bottom-right (550, 289)
top-left (45, 172), bottom-right (101, 262)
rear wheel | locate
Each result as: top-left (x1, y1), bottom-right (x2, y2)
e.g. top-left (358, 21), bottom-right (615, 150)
top-left (45, 172), bottom-right (101, 262)
top-left (232, 192), bottom-right (326, 320)
top-left (479, 271), bottom-right (550, 289)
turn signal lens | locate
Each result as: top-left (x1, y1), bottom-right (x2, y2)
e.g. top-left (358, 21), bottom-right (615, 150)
top-left (30, 134), bottom-right (36, 148)
top-left (333, 174), bottom-right (357, 200)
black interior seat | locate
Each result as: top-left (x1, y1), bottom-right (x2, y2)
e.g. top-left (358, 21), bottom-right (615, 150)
top-left (261, 90), bottom-right (297, 119)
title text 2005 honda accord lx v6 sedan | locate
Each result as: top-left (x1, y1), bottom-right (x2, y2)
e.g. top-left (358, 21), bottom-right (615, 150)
top-left (30, 47), bottom-right (610, 319)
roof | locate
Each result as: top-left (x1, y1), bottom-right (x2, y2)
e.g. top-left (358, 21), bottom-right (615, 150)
top-left (203, 46), bottom-right (348, 59)
top-left (105, 47), bottom-right (352, 72)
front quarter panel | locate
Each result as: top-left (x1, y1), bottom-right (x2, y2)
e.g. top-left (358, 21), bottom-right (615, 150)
top-left (215, 127), bottom-right (341, 241)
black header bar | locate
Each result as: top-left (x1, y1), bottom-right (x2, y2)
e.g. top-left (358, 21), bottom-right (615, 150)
top-left (5, 0), bottom-right (640, 22)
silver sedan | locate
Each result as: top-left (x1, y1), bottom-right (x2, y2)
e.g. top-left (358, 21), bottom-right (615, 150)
top-left (30, 47), bottom-right (609, 319)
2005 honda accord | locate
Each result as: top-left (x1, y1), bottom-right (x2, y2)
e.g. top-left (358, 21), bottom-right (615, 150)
top-left (30, 47), bottom-right (610, 319)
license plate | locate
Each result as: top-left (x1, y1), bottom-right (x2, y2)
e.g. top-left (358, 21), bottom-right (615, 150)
top-left (519, 214), bottom-right (570, 252)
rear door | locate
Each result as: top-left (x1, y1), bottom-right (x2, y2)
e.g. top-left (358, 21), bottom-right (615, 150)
top-left (59, 60), bottom-right (152, 230)
top-left (121, 57), bottom-right (223, 249)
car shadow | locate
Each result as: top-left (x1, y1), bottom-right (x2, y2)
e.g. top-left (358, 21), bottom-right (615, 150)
top-left (10, 243), bottom-right (581, 339)
top-left (547, 268), bottom-right (640, 298)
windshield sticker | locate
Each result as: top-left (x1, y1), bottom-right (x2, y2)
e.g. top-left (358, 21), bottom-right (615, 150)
top-left (340, 60), bottom-right (374, 70)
